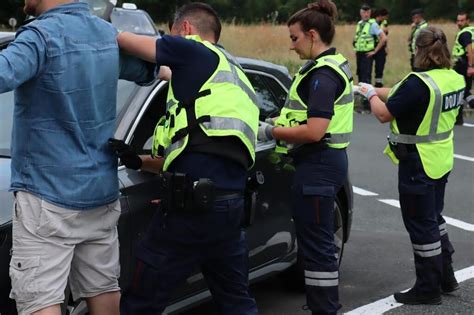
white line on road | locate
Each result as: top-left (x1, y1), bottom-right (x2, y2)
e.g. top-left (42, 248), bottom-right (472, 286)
top-left (444, 216), bottom-right (474, 232)
top-left (454, 154), bottom-right (474, 162)
top-left (345, 265), bottom-right (474, 315)
top-left (462, 123), bottom-right (474, 127)
top-left (352, 186), bottom-right (379, 196)
top-left (378, 199), bottom-right (400, 208)
top-left (376, 199), bottom-right (474, 233)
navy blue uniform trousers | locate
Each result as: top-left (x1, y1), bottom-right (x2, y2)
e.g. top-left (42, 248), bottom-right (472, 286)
top-left (292, 148), bottom-right (348, 315)
top-left (373, 48), bottom-right (387, 87)
top-left (120, 197), bottom-right (258, 315)
top-left (398, 153), bottom-right (455, 294)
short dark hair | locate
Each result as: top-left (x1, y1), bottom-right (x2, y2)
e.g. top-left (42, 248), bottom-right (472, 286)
top-left (287, 0), bottom-right (338, 45)
top-left (374, 8), bottom-right (388, 17)
top-left (457, 11), bottom-right (470, 20)
top-left (173, 2), bottom-right (222, 42)
top-left (360, 4), bottom-right (371, 11)
top-left (411, 8), bottom-right (424, 16)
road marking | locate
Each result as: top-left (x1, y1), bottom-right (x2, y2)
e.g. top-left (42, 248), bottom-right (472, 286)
top-left (345, 265), bottom-right (474, 315)
top-left (462, 123), bottom-right (474, 127)
top-left (353, 186), bottom-right (379, 196)
top-left (378, 199), bottom-right (400, 208)
top-left (454, 154), bottom-right (474, 162)
top-left (376, 199), bottom-right (474, 233)
top-left (444, 216), bottom-right (474, 232)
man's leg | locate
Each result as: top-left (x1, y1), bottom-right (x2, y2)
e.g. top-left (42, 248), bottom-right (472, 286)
top-left (69, 200), bottom-right (122, 314)
top-left (10, 192), bottom-right (75, 315)
top-left (121, 207), bottom-right (201, 314)
top-left (374, 49), bottom-right (386, 87)
top-left (86, 291), bottom-right (120, 315)
top-left (200, 198), bottom-right (257, 315)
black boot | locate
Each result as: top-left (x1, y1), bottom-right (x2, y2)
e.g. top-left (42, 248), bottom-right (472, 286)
top-left (441, 264), bottom-right (459, 293)
top-left (394, 288), bottom-right (441, 305)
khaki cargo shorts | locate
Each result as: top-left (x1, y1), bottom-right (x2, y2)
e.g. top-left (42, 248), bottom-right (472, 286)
top-left (9, 191), bottom-right (121, 315)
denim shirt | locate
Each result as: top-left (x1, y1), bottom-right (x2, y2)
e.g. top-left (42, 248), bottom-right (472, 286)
top-left (0, 2), bottom-right (153, 209)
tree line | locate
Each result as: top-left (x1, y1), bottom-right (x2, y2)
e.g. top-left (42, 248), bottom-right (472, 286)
top-left (1, 0), bottom-right (473, 27)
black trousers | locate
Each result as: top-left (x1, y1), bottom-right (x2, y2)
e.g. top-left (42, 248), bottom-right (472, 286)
top-left (356, 51), bottom-right (373, 84)
top-left (373, 48), bottom-right (387, 87)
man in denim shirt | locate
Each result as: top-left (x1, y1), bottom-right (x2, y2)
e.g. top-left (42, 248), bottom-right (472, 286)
top-left (0, 1), bottom-right (156, 314)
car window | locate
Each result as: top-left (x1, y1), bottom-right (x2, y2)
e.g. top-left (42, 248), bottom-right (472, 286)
top-left (111, 10), bottom-right (157, 36)
top-left (246, 72), bottom-right (287, 120)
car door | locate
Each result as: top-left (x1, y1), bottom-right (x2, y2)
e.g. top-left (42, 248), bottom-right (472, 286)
top-left (242, 69), bottom-right (297, 270)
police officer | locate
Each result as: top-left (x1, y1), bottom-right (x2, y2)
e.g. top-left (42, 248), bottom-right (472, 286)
top-left (258, 1), bottom-right (353, 313)
top-left (357, 26), bottom-right (463, 305)
top-left (353, 4), bottom-right (386, 111)
top-left (409, 8), bottom-right (428, 70)
top-left (373, 8), bottom-right (389, 87)
top-left (112, 2), bottom-right (260, 314)
top-left (452, 11), bottom-right (474, 125)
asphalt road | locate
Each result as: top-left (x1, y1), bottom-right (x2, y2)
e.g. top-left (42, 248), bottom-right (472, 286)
top-left (181, 112), bottom-right (474, 315)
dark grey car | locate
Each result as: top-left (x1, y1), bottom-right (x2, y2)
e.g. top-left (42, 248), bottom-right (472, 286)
top-left (0, 32), bottom-right (353, 314)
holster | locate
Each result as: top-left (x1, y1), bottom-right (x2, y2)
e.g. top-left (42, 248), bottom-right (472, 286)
top-left (243, 171), bottom-right (264, 227)
top-left (388, 141), bottom-right (409, 160)
top-left (160, 172), bottom-right (216, 214)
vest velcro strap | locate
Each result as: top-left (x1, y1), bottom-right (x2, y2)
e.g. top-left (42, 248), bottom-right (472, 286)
top-left (178, 89), bottom-right (212, 110)
top-left (388, 130), bottom-right (452, 144)
top-left (171, 115), bottom-right (211, 144)
top-left (328, 133), bottom-right (351, 144)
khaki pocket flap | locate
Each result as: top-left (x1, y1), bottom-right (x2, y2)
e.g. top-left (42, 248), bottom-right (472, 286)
top-left (10, 256), bottom-right (40, 271)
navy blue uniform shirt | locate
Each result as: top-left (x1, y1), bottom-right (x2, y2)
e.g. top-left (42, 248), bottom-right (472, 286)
top-left (155, 35), bottom-right (247, 190)
top-left (297, 48), bottom-right (345, 120)
top-left (386, 74), bottom-right (430, 135)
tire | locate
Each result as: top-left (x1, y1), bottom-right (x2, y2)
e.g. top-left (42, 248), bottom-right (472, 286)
top-left (280, 197), bottom-right (346, 291)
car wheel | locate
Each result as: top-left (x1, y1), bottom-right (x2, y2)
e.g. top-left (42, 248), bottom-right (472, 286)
top-left (280, 197), bottom-right (346, 291)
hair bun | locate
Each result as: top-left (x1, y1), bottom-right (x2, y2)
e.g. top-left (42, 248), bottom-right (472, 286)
top-left (307, 0), bottom-right (337, 20)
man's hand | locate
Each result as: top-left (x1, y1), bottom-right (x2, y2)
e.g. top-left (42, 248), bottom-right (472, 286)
top-left (357, 83), bottom-right (377, 100)
top-left (108, 138), bottom-right (142, 170)
top-left (257, 121), bottom-right (275, 142)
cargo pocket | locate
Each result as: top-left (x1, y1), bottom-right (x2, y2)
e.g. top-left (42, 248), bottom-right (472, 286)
top-left (300, 185), bottom-right (335, 225)
top-left (9, 255), bottom-right (40, 302)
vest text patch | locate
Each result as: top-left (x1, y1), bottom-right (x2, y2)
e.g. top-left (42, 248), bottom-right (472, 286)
top-left (442, 89), bottom-right (464, 112)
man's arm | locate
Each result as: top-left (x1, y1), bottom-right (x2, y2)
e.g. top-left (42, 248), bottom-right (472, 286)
top-left (367, 25), bottom-right (387, 57)
top-left (117, 32), bottom-right (157, 63)
top-left (466, 42), bottom-right (474, 77)
top-left (0, 28), bottom-right (46, 93)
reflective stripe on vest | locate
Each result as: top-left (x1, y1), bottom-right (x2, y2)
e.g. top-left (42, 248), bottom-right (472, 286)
top-left (354, 19), bottom-right (376, 52)
top-left (152, 35), bottom-right (259, 171)
top-left (388, 73), bottom-right (449, 143)
top-left (386, 69), bottom-right (465, 179)
top-left (275, 54), bottom-right (354, 153)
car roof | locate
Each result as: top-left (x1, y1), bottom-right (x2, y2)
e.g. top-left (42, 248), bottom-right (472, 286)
top-left (237, 57), bottom-right (292, 86)
top-left (0, 32), bottom-right (15, 46)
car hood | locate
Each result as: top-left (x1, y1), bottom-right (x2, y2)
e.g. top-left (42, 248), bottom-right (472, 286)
top-left (0, 158), bottom-right (12, 226)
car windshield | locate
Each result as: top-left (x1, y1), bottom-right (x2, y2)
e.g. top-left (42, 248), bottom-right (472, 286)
top-left (79, 0), bottom-right (110, 19)
top-left (111, 10), bottom-right (156, 35)
top-left (0, 80), bottom-right (137, 157)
